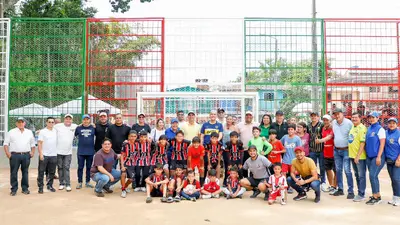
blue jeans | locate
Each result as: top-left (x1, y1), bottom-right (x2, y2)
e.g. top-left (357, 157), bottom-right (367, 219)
top-left (181, 191), bottom-right (200, 200)
top-left (387, 162), bottom-right (400, 197)
top-left (92, 169), bottom-right (121, 193)
top-left (287, 176), bottom-right (321, 195)
top-left (77, 155), bottom-right (93, 183)
top-left (366, 154), bottom-right (385, 194)
top-left (334, 149), bottom-right (354, 193)
top-left (309, 152), bottom-right (326, 183)
top-left (350, 158), bottom-right (366, 197)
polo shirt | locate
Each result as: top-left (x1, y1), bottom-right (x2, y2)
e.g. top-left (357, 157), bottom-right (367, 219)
top-left (348, 123), bottom-right (367, 159)
top-left (38, 128), bottom-right (57, 156)
top-left (3, 128), bottom-right (35, 153)
top-left (180, 122), bottom-right (201, 141)
top-left (332, 118), bottom-right (353, 148)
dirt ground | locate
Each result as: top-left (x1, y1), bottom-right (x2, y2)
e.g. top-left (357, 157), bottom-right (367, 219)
top-left (0, 168), bottom-right (398, 225)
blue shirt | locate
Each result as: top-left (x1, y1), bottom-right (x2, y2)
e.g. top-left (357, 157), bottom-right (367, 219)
top-left (332, 118), bottom-right (353, 148)
top-left (281, 135), bottom-right (302, 165)
top-left (385, 128), bottom-right (400, 161)
top-left (165, 127), bottom-right (180, 155)
top-left (200, 121), bottom-right (223, 144)
top-left (366, 122), bottom-right (385, 158)
top-left (74, 125), bottom-right (96, 156)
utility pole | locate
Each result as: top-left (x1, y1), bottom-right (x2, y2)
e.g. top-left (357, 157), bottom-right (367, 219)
top-left (311, 0), bottom-right (319, 113)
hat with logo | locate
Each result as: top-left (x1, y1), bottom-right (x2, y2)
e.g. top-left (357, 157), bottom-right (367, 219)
top-left (64, 113), bottom-right (73, 119)
top-left (367, 112), bottom-right (379, 118)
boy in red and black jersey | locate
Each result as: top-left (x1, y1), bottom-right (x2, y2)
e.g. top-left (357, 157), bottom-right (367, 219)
top-left (134, 131), bottom-right (155, 192)
top-left (150, 135), bottom-right (170, 177)
top-left (120, 130), bottom-right (139, 197)
top-left (205, 132), bottom-right (223, 179)
top-left (224, 131), bottom-right (244, 183)
top-left (169, 130), bottom-right (191, 174)
top-left (145, 163), bottom-right (169, 203)
top-left (167, 165), bottom-right (186, 202)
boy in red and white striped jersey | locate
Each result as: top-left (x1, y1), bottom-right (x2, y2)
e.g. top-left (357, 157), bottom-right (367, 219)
top-left (267, 163), bottom-right (288, 205)
top-left (120, 130), bottom-right (138, 198)
top-left (169, 130), bottom-right (191, 175)
top-left (151, 135), bottom-right (170, 177)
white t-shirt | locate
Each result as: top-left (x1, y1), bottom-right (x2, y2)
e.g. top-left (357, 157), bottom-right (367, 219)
top-left (38, 128), bottom-right (57, 156)
top-left (150, 128), bottom-right (166, 142)
top-left (178, 121), bottom-right (187, 128)
top-left (237, 121), bottom-right (258, 150)
top-left (54, 123), bottom-right (78, 155)
top-left (377, 128), bottom-right (386, 139)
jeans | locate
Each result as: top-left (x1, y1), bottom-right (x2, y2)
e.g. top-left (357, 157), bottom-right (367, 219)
top-left (287, 176), bottom-right (320, 195)
top-left (366, 154), bottom-right (385, 194)
top-left (57, 154), bottom-right (72, 186)
top-left (9, 153), bottom-right (31, 192)
top-left (387, 162), bottom-right (400, 197)
top-left (181, 191), bottom-right (201, 200)
top-left (309, 152), bottom-right (326, 183)
top-left (334, 149), bottom-right (354, 193)
top-left (77, 155), bottom-right (94, 183)
top-left (92, 169), bottom-right (121, 193)
top-left (350, 158), bottom-right (366, 197)
top-left (37, 156), bottom-right (57, 188)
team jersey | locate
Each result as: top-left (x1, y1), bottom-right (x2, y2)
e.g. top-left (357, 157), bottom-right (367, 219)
top-left (135, 141), bottom-right (155, 166)
top-left (170, 173), bottom-right (186, 181)
top-left (225, 141), bottom-right (244, 162)
top-left (170, 139), bottom-right (191, 160)
top-left (188, 145), bottom-right (205, 166)
top-left (227, 177), bottom-right (240, 190)
top-left (322, 126), bottom-right (334, 158)
top-left (268, 140), bottom-right (284, 164)
top-left (151, 143), bottom-right (169, 166)
top-left (121, 141), bottom-right (139, 166)
top-left (148, 173), bottom-right (167, 183)
top-left (205, 142), bottom-right (224, 163)
top-left (182, 179), bottom-right (201, 189)
top-left (268, 175), bottom-right (288, 192)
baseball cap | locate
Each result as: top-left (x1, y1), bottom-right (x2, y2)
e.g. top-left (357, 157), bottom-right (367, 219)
top-left (245, 111), bottom-right (253, 116)
top-left (333, 108), bottom-right (343, 114)
top-left (171, 118), bottom-right (179, 123)
top-left (64, 113), bottom-right (73, 119)
top-left (322, 114), bottom-right (332, 121)
top-left (368, 112), bottom-right (379, 118)
top-left (275, 110), bottom-right (284, 116)
top-left (217, 108), bottom-right (225, 113)
top-left (16, 117), bottom-right (25, 122)
top-left (138, 113), bottom-right (145, 118)
top-left (82, 114), bottom-right (90, 120)
top-left (388, 117), bottom-right (398, 123)
top-left (294, 146), bottom-right (305, 153)
top-left (188, 111), bottom-right (195, 116)
top-left (310, 111), bottom-right (319, 116)
top-left (99, 112), bottom-right (107, 117)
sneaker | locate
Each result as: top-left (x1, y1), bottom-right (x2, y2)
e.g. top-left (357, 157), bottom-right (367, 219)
top-left (95, 191), bottom-right (105, 197)
top-left (333, 189), bottom-right (344, 196)
top-left (212, 194), bottom-right (220, 199)
top-left (134, 187), bottom-right (141, 192)
top-left (366, 196), bottom-right (382, 205)
top-left (202, 194), bottom-right (212, 199)
top-left (38, 188), bottom-right (44, 194)
top-left (321, 183), bottom-right (330, 192)
top-left (388, 196), bottom-right (396, 205)
top-left (238, 195), bottom-right (243, 199)
top-left (76, 183), bottom-right (82, 189)
top-left (66, 186), bottom-right (72, 192)
top-left (393, 197), bottom-right (400, 206)
top-left (191, 197), bottom-right (197, 202)
top-left (280, 197), bottom-right (286, 205)
top-left (47, 186), bottom-right (56, 192)
top-left (263, 192), bottom-right (270, 201)
top-left (347, 193), bottom-right (355, 199)
top-left (125, 188), bottom-right (131, 193)
top-left (161, 197), bottom-right (168, 203)
top-left (167, 196), bottom-right (174, 203)
top-left (121, 190), bottom-right (127, 198)
top-left (22, 189), bottom-right (30, 195)
top-left (59, 185), bottom-right (65, 190)
top-left (250, 189), bottom-right (261, 198)
top-left (293, 192), bottom-right (307, 201)
top-left (103, 186), bottom-right (113, 193)
top-left (174, 196), bottom-right (181, 202)
top-left (146, 197), bottom-right (152, 203)
top-left (287, 187), bottom-right (294, 194)
top-left (353, 195), bottom-right (366, 202)
top-left (314, 195), bottom-right (321, 203)
top-left (140, 187), bottom-right (146, 192)
top-left (329, 187), bottom-right (337, 195)
top-left (85, 183), bottom-right (94, 188)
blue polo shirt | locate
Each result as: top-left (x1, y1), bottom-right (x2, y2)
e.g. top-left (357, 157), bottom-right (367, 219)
top-left (385, 128), bottom-right (400, 161)
top-left (332, 118), bottom-right (353, 148)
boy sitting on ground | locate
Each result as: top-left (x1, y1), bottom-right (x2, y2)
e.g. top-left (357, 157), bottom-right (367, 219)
top-left (181, 170), bottom-right (201, 201)
top-left (145, 163), bottom-right (169, 203)
top-left (167, 165), bottom-right (186, 202)
top-left (201, 169), bottom-right (222, 199)
top-left (222, 166), bottom-right (246, 199)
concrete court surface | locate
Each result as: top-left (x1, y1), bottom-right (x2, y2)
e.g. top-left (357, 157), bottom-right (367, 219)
top-left (0, 168), bottom-right (399, 225)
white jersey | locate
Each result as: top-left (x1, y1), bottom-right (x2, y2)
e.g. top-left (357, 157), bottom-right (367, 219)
top-left (268, 175), bottom-right (288, 192)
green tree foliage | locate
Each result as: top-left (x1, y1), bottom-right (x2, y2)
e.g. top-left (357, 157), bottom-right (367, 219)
top-left (20, 0), bottom-right (97, 18)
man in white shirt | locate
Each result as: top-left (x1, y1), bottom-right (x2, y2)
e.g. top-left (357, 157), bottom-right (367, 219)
top-left (37, 117), bottom-right (58, 194)
top-left (3, 117), bottom-right (35, 196)
top-left (237, 111), bottom-right (258, 178)
top-left (177, 110), bottom-right (187, 127)
top-left (217, 108), bottom-right (226, 125)
top-left (55, 114), bottom-right (78, 192)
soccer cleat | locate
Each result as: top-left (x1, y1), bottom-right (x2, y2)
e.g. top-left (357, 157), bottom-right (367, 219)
top-left (366, 196), bottom-right (382, 205)
top-left (76, 183), bottom-right (82, 189)
top-left (293, 192), bottom-right (307, 201)
top-left (59, 185), bottom-right (65, 190)
top-left (121, 190), bottom-right (127, 198)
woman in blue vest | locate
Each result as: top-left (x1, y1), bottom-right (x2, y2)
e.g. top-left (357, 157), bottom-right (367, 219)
top-left (365, 112), bottom-right (386, 205)
top-left (385, 117), bottom-right (400, 206)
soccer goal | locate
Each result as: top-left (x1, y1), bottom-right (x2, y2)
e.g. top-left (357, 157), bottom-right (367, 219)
top-left (136, 92), bottom-right (259, 124)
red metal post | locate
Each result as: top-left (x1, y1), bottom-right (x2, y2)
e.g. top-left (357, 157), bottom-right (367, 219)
top-left (160, 18), bottom-right (165, 119)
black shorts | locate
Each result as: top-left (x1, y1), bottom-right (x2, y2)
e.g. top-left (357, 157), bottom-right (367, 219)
top-left (122, 166), bottom-right (135, 179)
top-left (248, 177), bottom-right (265, 188)
top-left (150, 186), bottom-right (163, 197)
top-left (229, 160), bottom-right (241, 167)
top-left (324, 157), bottom-right (335, 171)
top-left (170, 160), bottom-right (187, 170)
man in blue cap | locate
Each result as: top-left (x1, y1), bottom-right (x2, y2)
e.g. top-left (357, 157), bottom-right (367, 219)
top-left (74, 114), bottom-right (96, 189)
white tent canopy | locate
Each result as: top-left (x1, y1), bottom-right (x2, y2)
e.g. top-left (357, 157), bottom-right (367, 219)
top-left (53, 95), bottom-right (121, 114)
top-left (9, 103), bottom-right (61, 117)
top-left (292, 102), bottom-right (313, 113)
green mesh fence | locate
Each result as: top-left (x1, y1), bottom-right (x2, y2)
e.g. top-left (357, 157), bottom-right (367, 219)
top-left (244, 18), bottom-right (325, 122)
top-left (9, 18), bottom-right (86, 130)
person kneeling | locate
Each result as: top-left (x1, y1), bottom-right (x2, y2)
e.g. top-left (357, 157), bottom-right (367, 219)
top-left (145, 163), bottom-right (169, 203)
top-left (267, 163), bottom-right (288, 205)
top-left (287, 147), bottom-right (321, 203)
top-left (181, 170), bottom-right (201, 201)
top-left (222, 166), bottom-right (246, 199)
top-left (90, 138), bottom-right (121, 197)
top-left (201, 169), bottom-right (222, 199)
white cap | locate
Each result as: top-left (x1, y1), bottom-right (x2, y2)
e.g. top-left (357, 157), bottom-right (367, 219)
top-left (99, 112), bottom-right (107, 117)
top-left (245, 111), bottom-right (253, 116)
top-left (64, 113), bottom-right (73, 119)
top-left (322, 114), bottom-right (332, 121)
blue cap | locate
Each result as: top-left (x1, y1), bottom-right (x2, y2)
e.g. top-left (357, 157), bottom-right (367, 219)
top-left (368, 112), bottom-right (379, 118)
top-left (388, 117), bottom-right (398, 123)
top-left (171, 118), bottom-right (178, 123)
top-left (82, 114), bottom-right (90, 119)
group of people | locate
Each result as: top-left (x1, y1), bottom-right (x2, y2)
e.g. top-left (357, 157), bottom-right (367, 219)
top-left (3, 107), bottom-right (400, 206)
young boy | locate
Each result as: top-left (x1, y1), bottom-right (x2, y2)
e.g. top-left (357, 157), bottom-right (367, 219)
top-left (145, 163), bottom-right (169, 203)
top-left (167, 165), bottom-right (186, 202)
top-left (248, 126), bottom-right (272, 156)
top-left (224, 131), bottom-right (244, 184)
top-left (151, 134), bottom-right (170, 177)
top-left (134, 131), bottom-right (155, 192)
top-left (205, 132), bottom-right (223, 179)
top-left (181, 170), bottom-right (201, 201)
top-left (222, 166), bottom-right (246, 199)
top-left (201, 169), bottom-right (222, 199)
top-left (187, 136), bottom-right (205, 185)
top-left (267, 129), bottom-right (285, 164)
top-left (120, 130), bottom-right (138, 198)
top-left (267, 163), bottom-right (288, 205)
top-left (169, 130), bottom-right (191, 175)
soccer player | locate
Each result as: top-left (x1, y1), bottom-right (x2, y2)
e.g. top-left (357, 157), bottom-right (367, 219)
top-left (205, 132), bottom-right (224, 179)
top-left (145, 163), bottom-right (169, 203)
top-left (222, 166), bottom-right (246, 199)
top-left (267, 163), bottom-right (288, 205)
top-left (180, 170), bottom-right (201, 201)
top-left (120, 130), bottom-right (138, 198)
top-left (267, 129), bottom-right (285, 164)
top-left (134, 131), bottom-right (155, 192)
top-left (187, 136), bottom-right (205, 185)
top-left (168, 165), bottom-right (186, 202)
top-left (169, 130), bottom-right (191, 175)
top-left (224, 131), bottom-right (244, 182)
top-left (151, 134), bottom-right (170, 177)
top-left (201, 169), bottom-right (222, 199)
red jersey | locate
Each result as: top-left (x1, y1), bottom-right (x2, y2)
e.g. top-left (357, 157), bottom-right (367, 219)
top-left (205, 142), bottom-right (223, 163)
top-left (182, 179), bottom-right (201, 189)
top-left (121, 141), bottom-right (139, 166)
top-left (203, 181), bottom-right (220, 193)
top-left (224, 140), bottom-right (244, 162)
top-left (188, 145), bottom-right (205, 165)
top-left (268, 140), bottom-right (284, 164)
top-left (170, 173), bottom-right (186, 181)
top-left (322, 126), bottom-right (334, 158)
top-left (151, 143), bottom-right (169, 166)
top-left (170, 139), bottom-right (190, 160)
top-left (135, 141), bottom-right (155, 166)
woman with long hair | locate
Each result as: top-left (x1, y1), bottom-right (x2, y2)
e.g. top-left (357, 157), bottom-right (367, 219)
top-left (150, 118), bottom-right (166, 142)
top-left (259, 114), bottom-right (272, 138)
top-left (296, 122), bottom-right (310, 157)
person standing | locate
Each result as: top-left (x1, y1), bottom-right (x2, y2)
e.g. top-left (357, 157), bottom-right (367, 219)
top-left (385, 117), bottom-right (400, 206)
top-left (3, 117), bottom-right (35, 196)
top-left (237, 111), bottom-right (258, 177)
top-left (259, 114), bottom-right (272, 139)
top-left (106, 113), bottom-right (131, 167)
top-left (217, 108), bottom-right (226, 124)
top-left (165, 118), bottom-right (180, 164)
top-left (176, 110), bottom-right (187, 127)
top-left (348, 112), bottom-right (367, 202)
top-left (131, 113), bottom-right (151, 134)
top-left (94, 112), bottom-right (110, 152)
top-left (75, 114), bottom-right (96, 189)
top-left (332, 108), bottom-right (354, 199)
top-left (180, 111), bottom-right (201, 141)
top-left (365, 112), bottom-right (386, 205)
top-left (296, 122), bottom-right (310, 157)
top-left (307, 112), bottom-right (326, 188)
top-left (54, 114), bottom-right (78, 192)
top-left (37, 117), bottom-right (58, 194)
top-left (150, 118), bottom-right (166, 142)
top-left (270, 110), bottom-right (288, 140)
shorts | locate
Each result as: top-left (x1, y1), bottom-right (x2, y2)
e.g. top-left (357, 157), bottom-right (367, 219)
top-left (190, 163), bottom-right (204, 173)
top-left (282, 163), bottom-right (292, 173)
top-left (268, 190), bottom-right (284, 201)
top-left (248, 177), bottom-right (265, 188)
top-left (229, 159), bottom-right (241, 167)
top-left (170, 160), bottom-right (187, 170)
top-left (324, 157), bottom-right (335, 171)
top-left (123, 166), bottom-right (135, 179)
top-left (150, 185), bottom-right (163, 197)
